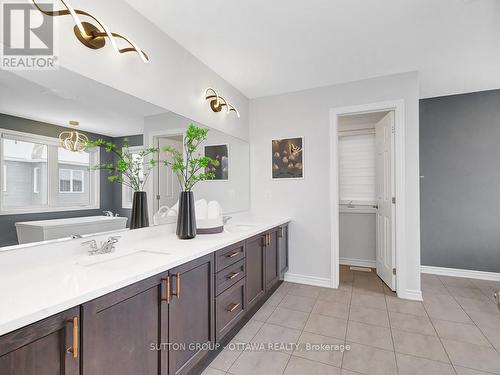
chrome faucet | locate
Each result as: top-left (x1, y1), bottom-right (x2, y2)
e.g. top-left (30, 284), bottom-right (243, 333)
top-left (223, 216), bottom-right (232, 225)
top-left (82, 236), bottom-right (120, 255)
top-left (103, 211), bottom-right (119, 217)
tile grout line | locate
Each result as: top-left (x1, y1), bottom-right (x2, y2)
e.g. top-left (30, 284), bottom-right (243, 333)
top-left (420, 277), bottom-right (458, 374)
top-left (384, 287), bottom-right (400, 375)
top-left (438, 275), bottom-right (500, 359)
top-left (339, 274), bottom-right (353, 371)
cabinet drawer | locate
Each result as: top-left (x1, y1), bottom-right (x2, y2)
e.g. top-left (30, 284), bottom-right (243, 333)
top-left (216, 259), bottom-right (246, 295)
top-left (215, 241), bottom-right (245, 272)
top-left (216, 278), bottom-right (245, 342)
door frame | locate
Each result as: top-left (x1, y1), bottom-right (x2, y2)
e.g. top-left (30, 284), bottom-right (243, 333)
top-left (329, 100), bottom-right (406, 297)
top-left (146, 128), bottom-right (185, 214)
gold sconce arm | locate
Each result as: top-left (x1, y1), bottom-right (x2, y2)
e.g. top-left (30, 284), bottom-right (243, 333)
top-left (204, 87), bottom-right (240, 118)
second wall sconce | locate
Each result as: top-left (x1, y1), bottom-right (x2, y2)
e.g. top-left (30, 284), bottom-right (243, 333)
top-left (32, 0), bottom-right (149, 63)
top-left (205, 88), bottom-right (240, 118)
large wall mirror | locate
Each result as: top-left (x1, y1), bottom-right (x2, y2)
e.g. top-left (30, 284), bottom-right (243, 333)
top-left (0, 68), bottom-right (249, 248)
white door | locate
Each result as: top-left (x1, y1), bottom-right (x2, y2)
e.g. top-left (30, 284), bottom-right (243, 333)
top-left (157, 137), bottom-right (183, 210)
top-left (375, 112), bottom-right (396, 290)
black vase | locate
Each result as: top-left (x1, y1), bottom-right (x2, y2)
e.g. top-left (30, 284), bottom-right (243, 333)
top-left (130, 191), bottom-right (149, 229)
top-left (176, 191), bottom-right (196, 239)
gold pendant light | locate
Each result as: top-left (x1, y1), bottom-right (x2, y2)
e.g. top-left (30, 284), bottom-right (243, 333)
top-left (59, 121), bottom-right (88, 152)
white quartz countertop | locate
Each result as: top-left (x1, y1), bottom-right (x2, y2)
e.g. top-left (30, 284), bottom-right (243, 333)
top-left (0, 213), bottom-right (290, 336)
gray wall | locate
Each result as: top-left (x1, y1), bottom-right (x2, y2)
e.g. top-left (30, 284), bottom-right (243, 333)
top-left (420, 90), bottom-right (500, 272)
top-left (0, 113), bottom-right (142, 247)
top-left (339, 211), bottom-right (376, 264)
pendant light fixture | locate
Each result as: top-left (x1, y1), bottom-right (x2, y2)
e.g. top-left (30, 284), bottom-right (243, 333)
top-left (32, 0), bottom-right (149, 63)
top-left (59, 121), bottom-right (88, 152)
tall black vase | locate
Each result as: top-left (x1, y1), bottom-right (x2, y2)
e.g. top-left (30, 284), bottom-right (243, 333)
top-left (130, 191), bottom-right (149, 229)
top-left (176, 191), bottom-right (196, 239)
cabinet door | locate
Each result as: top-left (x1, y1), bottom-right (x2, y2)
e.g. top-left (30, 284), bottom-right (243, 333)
top-left (0, 307), bottom-right (80, 375)
top-left (265, 228), bottom-right (280, 290)
top-left (82, 274), bottom-right (168, 375)
top-left (168, 253), bottom-right (215, 375)
top-left (246, 233), bottom-right (266, 309)
top-left (278, 224), bottom-right (289, 278)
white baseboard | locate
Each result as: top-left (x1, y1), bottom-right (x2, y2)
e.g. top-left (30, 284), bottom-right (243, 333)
top-left (421, 265), bottom-right (500, 282)
top-left (398, 289), bottom-right (423, 301)
top-left (283, 273), bottom-right (332, 288)
top-left (340, 257), bottom-right (376, 268)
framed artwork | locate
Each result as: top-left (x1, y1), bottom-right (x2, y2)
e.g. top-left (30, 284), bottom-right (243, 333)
top-left (204, 144), bottom-right (229, 180)
top-left (272, 137), bottom-right (304, 179)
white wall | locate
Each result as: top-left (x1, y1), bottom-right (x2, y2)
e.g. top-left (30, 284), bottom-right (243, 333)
top-left (13, 0), bottom-right (249, 140)
top-left (144, 112), bottom-right (250, 215)
top-left (249, 72), bottom-right (421, 298)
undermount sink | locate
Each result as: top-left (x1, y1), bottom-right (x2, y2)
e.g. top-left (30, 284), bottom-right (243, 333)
top-left (225, 224), bottom-right (257, 233)
top-left (77, 250), bottom-right (170, 269)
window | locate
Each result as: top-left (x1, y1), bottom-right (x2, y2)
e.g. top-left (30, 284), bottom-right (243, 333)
top-left (0, 129), bottom-right (100, 214)
top-left (338, 131), bottom-right (376, 204)
top-left (122, 146), bottom-right (143, 209)
top-left (59, 169), bottom-right (84, 193)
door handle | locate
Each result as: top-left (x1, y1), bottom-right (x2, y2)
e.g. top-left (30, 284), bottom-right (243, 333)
top-left (171, 272), bottom-right (180, 299)
top-left (67, 317), bottom-right (78, 359)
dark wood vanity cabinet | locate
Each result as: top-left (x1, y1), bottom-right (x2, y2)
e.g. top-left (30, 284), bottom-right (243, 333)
top-left (278, 224), bottom-right (289, 279)
top-left (81, 274), bottom-right (168, 375)
top-left (167, 253), bottom-right (215, 375)
top-left (0, 306), bottom-right (80, 375)
top-left (265, 227), bottom-right (280, 290)
top-left (245, 233), bottom-right (266, 309)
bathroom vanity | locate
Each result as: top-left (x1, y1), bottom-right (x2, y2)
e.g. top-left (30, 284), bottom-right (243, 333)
top-left (0, 216), bottom-right (289, 375)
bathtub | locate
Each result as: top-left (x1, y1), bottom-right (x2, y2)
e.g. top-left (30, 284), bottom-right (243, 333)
top-left (15, 216), bottom-right (128, 244)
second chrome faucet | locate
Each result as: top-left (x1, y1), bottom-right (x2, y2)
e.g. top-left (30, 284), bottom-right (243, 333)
top-left (81, 236), bottom-right (120, 255)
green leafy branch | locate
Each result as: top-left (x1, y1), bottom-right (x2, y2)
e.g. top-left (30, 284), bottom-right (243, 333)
top-left (86, 138), bottom-right (159, 192)
top-left (162, 124), bottom-right (219, 191)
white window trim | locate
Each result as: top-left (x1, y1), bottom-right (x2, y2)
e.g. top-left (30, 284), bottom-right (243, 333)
top-left (59, 168), bottom-right (85, 194)
top-left (2, 165), bottom-right (6, 192)
top-left (0, 128), bottom-right (100, 215)
top-left (122, 146), bottom-right (143, 209)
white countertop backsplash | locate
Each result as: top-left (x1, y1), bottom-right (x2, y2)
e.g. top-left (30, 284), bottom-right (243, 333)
top-left (0, 212), bottom-right (290, 336)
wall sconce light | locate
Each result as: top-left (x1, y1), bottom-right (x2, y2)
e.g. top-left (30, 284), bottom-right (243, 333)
top-left (205, 88), bottom-right (240, 118)
top-left (59, 121), bottom-right (89, 152)
top-left (32, 0), bottom-right (149, 63)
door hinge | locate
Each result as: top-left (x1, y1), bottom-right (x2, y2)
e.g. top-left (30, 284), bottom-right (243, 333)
top-left (392, 125), bottom-right (395, 134)
top-left (156, 195), bottom-right (161, 201)
top-left (392, 268), bottom-right (396, 275)
top-left (392, 197), bottom-right (396, 204)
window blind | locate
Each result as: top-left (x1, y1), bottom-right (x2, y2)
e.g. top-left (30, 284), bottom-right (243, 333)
top-left (338, 132), bottom-right (376, 203)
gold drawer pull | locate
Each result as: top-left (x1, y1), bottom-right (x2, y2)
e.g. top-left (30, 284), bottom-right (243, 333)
top-left (67, 317), bottom-right (78, 359)
top-left (227, 271), bottom-right (241, 280)
top-left (226, 303), bottom-right (240, 312)
top-left (226, 251), bottom-right (240, 258)
top-left (171, 272), bottom-right (180, 299)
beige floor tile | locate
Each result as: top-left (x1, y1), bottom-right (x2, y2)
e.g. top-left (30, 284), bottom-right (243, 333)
top-left (389, 311), bottom-right (436, 336)
top-left (288, 283), bottom-right (322, 299)
top-left (250, 323), bottom-right (301, 353)
top-left (447, 286), bottom-right (486, 300)
top-left (312, 299), bottom-right (350, 320)
top-left (420, 274), bottom-right (443, 285)
top-left (442, 339), bottom-right (500, 374)
top-left (251, 302), bottom-right (276, 322)
top-left (304, 314), bottom-right (348, 340)
top-left (456, 295), bottom-right (499, 315)
top-left (202, 367), bottom-right (226, 375)
top-left (267, 307), bottom-right (309, 330)
top-left (392, 329), bottom-right (449, 362)
top-left (228, 350), bottom-right (290, 375)
top-left (438, 275), bottom-right (475, 288)
top-left (467, 310), bottom-right (500, 349)
top-left (233, 320), bottom-right (264, 343)
top-left (210, 341), bottom-right (245, 371)
top-left (421, 279), bottom-right (450, 295)
top-left (432, 319), bottom-right (491, 347)
top-left (292, 331), bottom-right (345, 367)
top-left (266, 291), bottom-right (288, 306)
top-left (318, 289), bottom-right (352, 304)
top-left (455, 366), bottom-right (499, 375)
top-left (349, 305), bottom-right (390, 327)
top-left (283, 356), bottom-right (341, 375)
top-left (278, 294), bottom-right (316, 313)
top-left (351, 292), bottom-right (387, 311)
top-left (346, 321), bottom-right (393, 350)
top-left (276, 282), bottom-right (294, 294)
top-left (396, 353), bottom-right (455, 375)
top-left (385, 295), bottom-right (427, 316)
top-left (341, 370), bottom-right (364, 375)
top-left (423, 293), bottom-right (472, 323)
top-left (342, 342), bottom-right (397, 375)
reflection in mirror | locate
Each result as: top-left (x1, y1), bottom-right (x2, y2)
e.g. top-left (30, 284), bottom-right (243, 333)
top-left (0, 69), bottom-right (249, 248)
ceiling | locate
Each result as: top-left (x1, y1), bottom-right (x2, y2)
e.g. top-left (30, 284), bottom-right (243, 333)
top-left (126, 0), bottom-right (500, 99)
top-left (0, 69), bottom-right (166, 137)
top-left (338, 112), bottom-right (388, 128)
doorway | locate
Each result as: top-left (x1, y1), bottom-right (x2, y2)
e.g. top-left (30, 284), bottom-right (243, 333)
top-left (330, 100), bottom-right (406, 297)
top-left (154, 134), bottom-right (183, 211)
